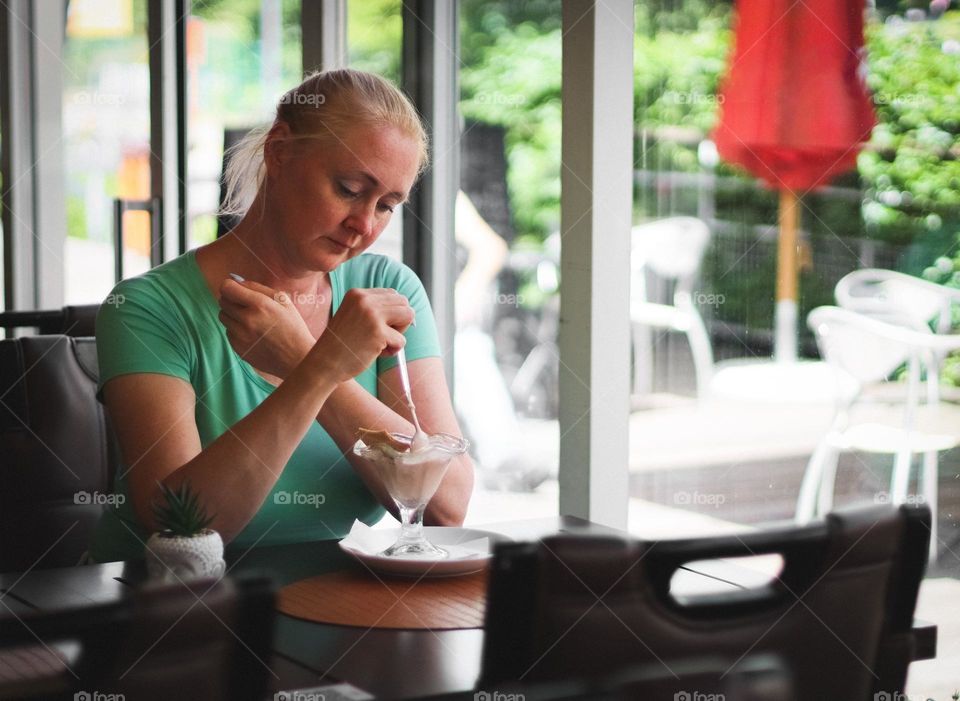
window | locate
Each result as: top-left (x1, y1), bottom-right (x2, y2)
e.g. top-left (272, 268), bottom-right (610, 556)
top-left (62, 0), bottom-right (150, 303)
top-left (347, 0), bottom-right (403, 260)
top-left (629, 2), bottom-right (959, 695)
top-left (458, 0), bottom-right (562, 524)
top-left (187, 0), bottom-right (303, 250)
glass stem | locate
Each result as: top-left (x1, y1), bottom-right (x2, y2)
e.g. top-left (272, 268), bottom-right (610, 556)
top-left (397, 502), bottom-right (426, 544)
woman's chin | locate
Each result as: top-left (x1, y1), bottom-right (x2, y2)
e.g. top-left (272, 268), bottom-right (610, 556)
top-left (305, 249), bottom-right (351, 272)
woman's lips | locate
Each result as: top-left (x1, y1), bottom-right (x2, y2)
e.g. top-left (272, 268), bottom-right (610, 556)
top-left (325, 237), bottom-right (350, 253)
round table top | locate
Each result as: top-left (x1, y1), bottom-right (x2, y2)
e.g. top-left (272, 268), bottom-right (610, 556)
top-left (276, 568), bottom-right (488, 630)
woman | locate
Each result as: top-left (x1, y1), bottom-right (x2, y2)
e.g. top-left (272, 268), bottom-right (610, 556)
top-left (88, 69), bottom-right (474, 562)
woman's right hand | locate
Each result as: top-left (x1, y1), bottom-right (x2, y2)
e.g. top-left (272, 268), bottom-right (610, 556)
top-left (311, 288), bottom-right (415, 382)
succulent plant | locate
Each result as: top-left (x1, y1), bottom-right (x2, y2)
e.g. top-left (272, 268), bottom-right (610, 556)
top-left (151, 481), bottom-right (215, 537)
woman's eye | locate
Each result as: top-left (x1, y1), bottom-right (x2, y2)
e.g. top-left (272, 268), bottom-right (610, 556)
top-left (378, 202), bottom-right (396, 214)
top-left (338, 183), bottom-right (360, 198)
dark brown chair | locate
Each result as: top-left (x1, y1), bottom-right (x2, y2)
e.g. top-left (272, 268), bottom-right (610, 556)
top-left (0, 575), bottom-right (275, 701)
top-left (0, 331), bottom-right (119, 571)
top-left (480, 504), bottom-right (931, 701)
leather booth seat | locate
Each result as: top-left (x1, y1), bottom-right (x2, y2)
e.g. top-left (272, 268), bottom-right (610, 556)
top-left (0, 335), bottom-right (119, 571)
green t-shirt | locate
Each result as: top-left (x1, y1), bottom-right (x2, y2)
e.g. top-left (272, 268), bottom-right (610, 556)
top-left (88, 249), bottom-right (441, 563)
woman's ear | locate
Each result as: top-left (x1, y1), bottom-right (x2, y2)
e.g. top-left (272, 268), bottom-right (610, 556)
top-left (263, 121), bottom-right (293, 179)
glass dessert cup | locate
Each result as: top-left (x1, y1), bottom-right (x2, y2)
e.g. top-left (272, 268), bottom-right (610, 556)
top-left (353, 432), bottom-right (468, 559)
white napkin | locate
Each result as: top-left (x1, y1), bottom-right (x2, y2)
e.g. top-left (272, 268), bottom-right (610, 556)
top-left (340, 520), bottom-right (490, 560)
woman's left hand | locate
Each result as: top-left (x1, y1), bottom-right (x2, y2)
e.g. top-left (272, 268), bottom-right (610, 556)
top-left (218, 278), bottom-right (315, 379)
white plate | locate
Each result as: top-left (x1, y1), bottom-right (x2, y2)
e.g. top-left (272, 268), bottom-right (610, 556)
top-left (338, 527), bottom-right (509, 577)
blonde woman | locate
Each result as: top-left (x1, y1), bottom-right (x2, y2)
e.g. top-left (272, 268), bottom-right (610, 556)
top-left (89, 69), bottom-right (474, 562)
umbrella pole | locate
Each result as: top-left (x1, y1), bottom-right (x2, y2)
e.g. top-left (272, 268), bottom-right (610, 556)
top-left (775, 189), bottom-right (800, 363)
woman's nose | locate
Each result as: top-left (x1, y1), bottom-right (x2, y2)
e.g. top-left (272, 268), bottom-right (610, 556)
top-left (345, 201), bottom-right (376, 237)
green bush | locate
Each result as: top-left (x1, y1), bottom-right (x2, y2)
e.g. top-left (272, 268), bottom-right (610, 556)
top-left (347, 0), bottom-right (402, 82)
top-left (461, 4), bottom-right (959, 233)
top-left (460, 6), bottom-right (562, 239)
top-left (862, 13), bottom-right (960, 246)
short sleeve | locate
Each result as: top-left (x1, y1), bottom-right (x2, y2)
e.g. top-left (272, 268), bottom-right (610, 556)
top-left (96, 276), bottom-right (195, 394)
top-left (373, 259), bottom-right (442, 374)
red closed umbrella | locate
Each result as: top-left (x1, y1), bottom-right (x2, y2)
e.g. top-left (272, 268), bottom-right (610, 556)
top-left (713, 0), bottom-right (876, 361)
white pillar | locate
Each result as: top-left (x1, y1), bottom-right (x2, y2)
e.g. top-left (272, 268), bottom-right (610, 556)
top-left (148, 0), bottom-right (185, 264)
top-left (1, 0), bottom-right (66, 309)
top-left (401, 0), bottom-right (459, 390)
top-left (32, 0), bottom-right (66, 307)
top-left (558, 0), bottom-right (634, 529)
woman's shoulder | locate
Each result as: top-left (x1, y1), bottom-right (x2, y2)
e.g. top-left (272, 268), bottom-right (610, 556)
top-left (338, 253), bottom-right (434, 330)
top-left (95, 251), bottom-right (207, 384)
top-left (96, 251), bottom-right (206, 334)
top-left (340, 252), bottom-right (421, 290)
top-left (107, 250), bottom-right (198, 300)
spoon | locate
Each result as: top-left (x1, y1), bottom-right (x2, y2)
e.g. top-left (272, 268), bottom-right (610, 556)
top-left (396, 347), bottom-right (430, 451)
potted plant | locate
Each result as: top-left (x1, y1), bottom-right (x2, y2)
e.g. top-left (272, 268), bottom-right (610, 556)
top-left (145, 481), bottom-right (225, 582)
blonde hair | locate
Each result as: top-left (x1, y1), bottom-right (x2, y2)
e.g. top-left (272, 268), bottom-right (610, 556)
top-left (219, 69), bottom-right (429, 219)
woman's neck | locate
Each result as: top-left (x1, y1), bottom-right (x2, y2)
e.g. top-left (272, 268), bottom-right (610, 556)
top-left (217, 207), bottom-right (326, 299)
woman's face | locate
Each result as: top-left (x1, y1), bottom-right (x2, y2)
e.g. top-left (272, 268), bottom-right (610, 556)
top-left (265, 123), bottom-right (421, 271)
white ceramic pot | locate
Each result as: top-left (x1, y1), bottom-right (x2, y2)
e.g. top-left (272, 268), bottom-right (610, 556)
top-left (145, 529), bottom-right (226, 582)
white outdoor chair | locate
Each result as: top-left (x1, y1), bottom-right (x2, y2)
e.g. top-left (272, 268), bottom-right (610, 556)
top-left (797, 306), bottom-right (960, 562)
top-left (836, 268), bottom-right (960, 332)
top-left (630, 217), bottom-right (713, 396)
top-left (835, 268), bottom-right (960, 406)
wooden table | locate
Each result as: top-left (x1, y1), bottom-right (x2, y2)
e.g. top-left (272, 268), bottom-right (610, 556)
top-left (0, 516), bottom-right (938, 699)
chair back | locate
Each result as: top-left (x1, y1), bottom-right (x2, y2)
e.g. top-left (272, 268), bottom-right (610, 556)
top-left (835, 269), bottom-right (960, 333)
top-left (807, 306), bottom-right (920, 386)
top-left (0, 334), bottom-right (119, 571)
top-left (0, 305), bottom-right (98, 337)
top-left (0, 576), bottom-right (275, 701)
top-left (631, 217), bottom-right (710, 305)
top-left (480, 504), bottom-right (929, 701)
top-left (93, 576), bottom-right (275, 700)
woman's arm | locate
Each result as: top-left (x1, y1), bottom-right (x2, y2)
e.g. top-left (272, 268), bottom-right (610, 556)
top-left (219, 277), bottom-right (473, 524)
top-left (104, 356), bottom-right (339, 544)
top-left (107, 288), bottom-right (412, 543)
top-left (317, 358), bottom-right (474, 526)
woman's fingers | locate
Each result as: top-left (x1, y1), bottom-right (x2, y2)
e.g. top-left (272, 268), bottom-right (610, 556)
top-left (219, 277), bottom-right (291, 332)
top-left (242, 279), bottom-right (282, 297)
top-left (312, 288), bottom-right (418, 381)
top-left (221, 284), bottom-right (416, 383)
top-left (382, 328), bottom-right (408, 356)
top-left (218, 296), bottom-right (245, 319)
top-left (353, 288), bottom-right (415, 329)
top-left (379, 300), bottom-right (416, 334)
top-left (220, 277), bottom-right (286, 308)
top-left (219, 278), bottom-right (257, 306)
top-left (218, 307), bottom-right (241, 329)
